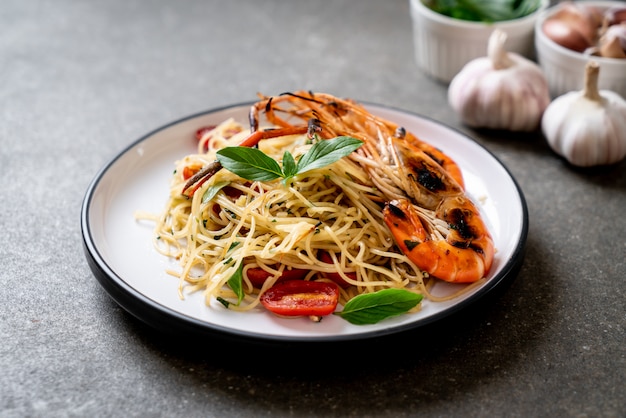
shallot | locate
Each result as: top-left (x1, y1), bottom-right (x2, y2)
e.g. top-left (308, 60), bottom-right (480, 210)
top-left (543, 2), bottom-right (626, 59)
top-left (542, 1), bottom-right (602, 52)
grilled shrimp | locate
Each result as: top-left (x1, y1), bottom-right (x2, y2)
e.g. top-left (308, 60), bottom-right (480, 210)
top-left (251, 91), bottom-right (466, 188)
top-left (249, 91), bottom-right (494, 283)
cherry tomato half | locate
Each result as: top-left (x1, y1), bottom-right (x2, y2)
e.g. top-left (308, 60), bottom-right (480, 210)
top-left (318, 251), bottom-right (355, 289)
top-left (195, 126), bottom-right (216, 141)
top-left (260, 280), bottom-right (339, 317)
top-left (246, 267), bottom-right (308, 288)
top-left (182, 164), bottom-right (203, 180)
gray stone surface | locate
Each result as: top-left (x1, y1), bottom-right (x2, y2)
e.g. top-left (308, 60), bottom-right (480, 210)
top-left (1, 0), bottom-right (624, 417)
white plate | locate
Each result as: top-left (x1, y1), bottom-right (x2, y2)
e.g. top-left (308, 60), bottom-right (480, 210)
top-left (81, 102), bottom-right (528, 343)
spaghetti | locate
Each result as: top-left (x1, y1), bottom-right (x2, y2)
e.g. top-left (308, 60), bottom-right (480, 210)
top-left (136, 113), bottom-right (486, 320)
top-left (136, 118), bottom-right (435, 311)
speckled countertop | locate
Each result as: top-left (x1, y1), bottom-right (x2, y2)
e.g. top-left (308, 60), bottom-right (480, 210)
top-left (1, 0), bottom-right (624, 417)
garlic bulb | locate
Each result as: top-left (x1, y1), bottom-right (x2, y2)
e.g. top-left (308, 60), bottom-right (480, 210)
top-left (542, 61), bottom-right (626, 167)
top-left (448, 29), bottom-right (551, 132)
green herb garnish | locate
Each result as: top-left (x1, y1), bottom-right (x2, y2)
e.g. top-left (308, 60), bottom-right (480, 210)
top-left (334, 288), bottom-right (423, 325)
top-left (425, 0), bottom-right (541, 22)
top-left (216, 136), bottom-right (363, 184)
top-left (201, 180), bottom-right (230, 203)
top-left (226, 263), bottom-right (244, 306)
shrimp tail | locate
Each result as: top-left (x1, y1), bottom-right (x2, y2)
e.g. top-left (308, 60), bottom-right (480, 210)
top-left (383, 198), bottom-right (494, 283)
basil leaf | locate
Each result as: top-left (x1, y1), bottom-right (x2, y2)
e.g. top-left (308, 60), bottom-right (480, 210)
top-left (282, 150), bottom-right (297, 178)
top-left (201, 180), bottom-right (230, 203)
top-left (227, 263), bottom-right (244, 306)
top-left (334, 288), bottom-right (423, 325)
top-left (217, 147), bottom-right (284, 181)
top-left (426, 0), bottom-right (540, 22)
top-left (216, 136), bottom-right (362, 183)
top-left (296, 136), bottom-right (363, 175)
top-left (510, 0), bottom-right (541, 19)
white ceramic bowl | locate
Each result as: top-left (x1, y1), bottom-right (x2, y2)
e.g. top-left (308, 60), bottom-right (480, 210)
top-left (410, 0), bottom-right (548, 83)
top-left (535, 1), bottom-right (626, 98)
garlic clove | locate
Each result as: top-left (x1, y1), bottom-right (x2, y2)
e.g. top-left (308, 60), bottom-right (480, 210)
top-left (541, 61), bottom-right (626, 167)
